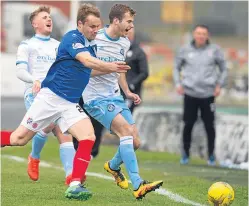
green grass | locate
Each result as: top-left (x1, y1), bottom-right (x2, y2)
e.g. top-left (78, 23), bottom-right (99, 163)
top-left (1, 138), bottom-right (248, 206)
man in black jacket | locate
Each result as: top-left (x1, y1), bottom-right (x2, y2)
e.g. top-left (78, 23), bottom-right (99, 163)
top-left (123, 28), bottom-right (149, 113)
top-left (174, 25), bottom-right (227, 165)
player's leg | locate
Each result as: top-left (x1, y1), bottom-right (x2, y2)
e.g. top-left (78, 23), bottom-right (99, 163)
top-left (110, 114), bottom-right (163, 199)
top-left (27, 123), bottom-right (55, 181)
top-left (24, 94), bottom-right (49, 160)
top-left (58, 102), bottom-right (95, 201)
top-left (1, 125), bottom-right (36, 147)
top-left (84, 96), bottom-right (162, 196)
top-left (1, 89), bottom-right (60, 147)
top-left (72, 97), bottom-right (104, 158)
top-left (111, 114), bottom-right (141, 185)
top-left (98, 96), bottom-right (162, 197)
top-left (110, 97), bottom-right (163, 197)
top-left (107, 108), bottom-right (140, 172)
top-left (123, 116), bottom-right (163, 199)
top-left (65, 119), bottom-right (95, 201)
top-left (90, 116), bottom-right (104, 158)
top-left (52, 125), bottom-right (75, 184)
top-left (82, 96), bottom-right (104, 158)
top-left (83, 98), bottom-right (129, 189)
top-left (24, 93), bottom-right (55, 181)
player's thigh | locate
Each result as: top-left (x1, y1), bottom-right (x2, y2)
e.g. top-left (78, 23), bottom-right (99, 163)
top-left (120, 108), bottom-right (135, 126)
top-left (111, 113), bottom-right (134, 138)
top-left (68, 118), bottom-right (95, 141)
top-left (59, 102), bottom-right (94, 141)
top-left (52, 125), bottom-right (72, 144)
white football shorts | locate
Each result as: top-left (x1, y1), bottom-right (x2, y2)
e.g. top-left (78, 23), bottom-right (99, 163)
top-left (21, 88), bottom-right (88, 133)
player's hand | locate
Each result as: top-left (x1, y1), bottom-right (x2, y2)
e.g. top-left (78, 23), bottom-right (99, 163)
top-left (126, 92), bottom-right (141, 105)
top-left (176, 85), bottom-right (184, 95)
top-left (32, 80), bottom-right (41, 95)
top-left (214, 85), bottom-right (221, 97)
top-left (110, 61), bottom-right (130, 73)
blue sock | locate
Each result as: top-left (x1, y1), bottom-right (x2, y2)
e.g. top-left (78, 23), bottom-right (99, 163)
top-left (109, 147), bottom-right (123, 170)
top-left (31, 132), bottom-right (48, 159)
top-left (119, 136), bottom-right (143, 190)
top-left (60, 142), bottom-right (75, 177)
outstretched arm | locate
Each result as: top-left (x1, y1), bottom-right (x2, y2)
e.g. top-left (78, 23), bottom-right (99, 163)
top-left (76, 52), bottom-right (130, 73)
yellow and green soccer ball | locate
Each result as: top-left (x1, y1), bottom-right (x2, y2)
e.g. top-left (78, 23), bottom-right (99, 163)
top-left (208, 182), bottom-right (235, 205)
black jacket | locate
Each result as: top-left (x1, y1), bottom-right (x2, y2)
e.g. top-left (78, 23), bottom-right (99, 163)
top-left (125, 42), bottom-right (149, 95)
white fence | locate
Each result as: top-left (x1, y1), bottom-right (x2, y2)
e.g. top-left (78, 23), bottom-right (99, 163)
top-left (134, 107), bottom-right (248, 168)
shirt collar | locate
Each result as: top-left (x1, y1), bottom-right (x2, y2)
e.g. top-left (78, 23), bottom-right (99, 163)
top-left (34, 34), bottom-right (50, 41)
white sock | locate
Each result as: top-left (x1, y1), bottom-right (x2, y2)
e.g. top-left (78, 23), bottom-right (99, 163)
top-left (69, 181), bottom-right (81, 187)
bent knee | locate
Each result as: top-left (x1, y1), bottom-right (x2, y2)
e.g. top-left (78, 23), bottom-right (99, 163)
top-left (119, 124), bottom-right (134, 137)
top-left (75, 134), bottom-right (96, 142)
top-left (57, 134), bottom-right (73, 144)
top-left (88, 134), bottom-right (96, 142)
top-left (10, 134), bottom-right (27, 146)
top-left (79, 135), bottom-right (96, 142)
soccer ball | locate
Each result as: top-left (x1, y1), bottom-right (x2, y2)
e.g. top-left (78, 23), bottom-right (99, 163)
top-left (208, 182), bottom-right (235, 205)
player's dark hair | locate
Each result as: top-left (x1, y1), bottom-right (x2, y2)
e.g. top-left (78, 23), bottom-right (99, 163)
top-left (77, 3), bottom-right (100, 25)
top-left (109, 4), bottom-right (136, 23)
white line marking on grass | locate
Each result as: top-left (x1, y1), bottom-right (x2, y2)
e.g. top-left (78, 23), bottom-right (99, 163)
top-left (2, 155), bottom-right (206, 206)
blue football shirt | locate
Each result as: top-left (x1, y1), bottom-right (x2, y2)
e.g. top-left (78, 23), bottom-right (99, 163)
top-left (42, 29), bottom-right (97, 103)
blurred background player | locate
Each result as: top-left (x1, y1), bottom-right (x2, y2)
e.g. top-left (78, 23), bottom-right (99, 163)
top-left (122, 28), bottom-right (149, 113)
top-left (16, 6), bottom-right (75, 184)
top-left (173, 25), bottom-right (227, 165)
top-left (82, 4), bottom-right (163, 199)
top-left (1, 3), bottom-right (130, 201)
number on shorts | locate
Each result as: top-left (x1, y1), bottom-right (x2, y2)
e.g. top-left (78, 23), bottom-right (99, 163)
top-left (76, 105), bottom-right (84, 113)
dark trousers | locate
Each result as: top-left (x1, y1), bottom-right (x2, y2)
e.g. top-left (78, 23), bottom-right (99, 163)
top-left (183, 94), bottom-right (215, 158)
top-left (73, 98), bottom-right (104, 158)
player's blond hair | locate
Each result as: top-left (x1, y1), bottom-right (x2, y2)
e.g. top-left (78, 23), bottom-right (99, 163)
top-left (29, 6), bottom-right (51, 24)
top-left (109, 4), bottom-right (136, 23)
top-left (77, 3), bottom-right (101, 25)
